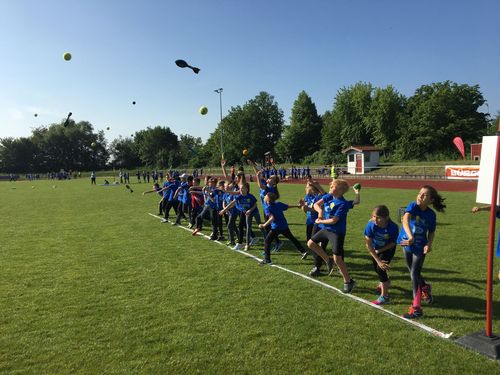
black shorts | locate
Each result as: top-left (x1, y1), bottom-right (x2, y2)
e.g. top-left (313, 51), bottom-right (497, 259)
top-left (377, 246), bottom-right (396, 262)
top-left (311, 228), bottom-right (345, 257)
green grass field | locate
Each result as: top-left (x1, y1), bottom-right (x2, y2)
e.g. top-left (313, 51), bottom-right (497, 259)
top-left (2, 178), bottom-right (500, 373)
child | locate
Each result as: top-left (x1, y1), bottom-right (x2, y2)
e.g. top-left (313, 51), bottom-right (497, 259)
top-left (307, 179), bottom-right (358, 293)
top-left (173, 174), bottom-right (191, 225)
top-left (398, 185), bottom-right (446, 319)
top-left (188, 178), bottom-right (203, 229)
top-left (193, 177), bottom-right (220, 240)
top-left (223, 181), bottom-right (240, 247)
top-left (302, 180), bottom-right (325, 241)
top-left (364, 205), bottom-right (399, 305)
top-left (258, 192), bottom-right (308, 265)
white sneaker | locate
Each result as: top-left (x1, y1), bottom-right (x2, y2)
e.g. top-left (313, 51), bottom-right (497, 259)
top-left (249, 237), bottom-right (259, 246)
top-left (233, 243), bottom-right (244, 251)
top-left (244, 245), bottom-right (249, 251)
top-left (161, 218), bottom-right (168, 223)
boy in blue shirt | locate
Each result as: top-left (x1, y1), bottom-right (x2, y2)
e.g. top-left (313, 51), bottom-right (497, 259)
top-left (307, 179), bottom-right (359, 293)
top-left (258, 193), bottom-right (307, 265)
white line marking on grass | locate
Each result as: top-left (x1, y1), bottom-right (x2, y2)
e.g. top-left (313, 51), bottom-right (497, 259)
top-left (147, 213), bottom-right (453, 340)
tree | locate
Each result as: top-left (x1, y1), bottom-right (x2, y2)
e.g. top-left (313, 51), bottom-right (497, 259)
top-left (109, 136), bottom-right (141, 169)
top-left (177, 134), bottom-right (204, 167)
top-left (134, 126), bottom-right (179, 168)
top-left (0, 137), bottom-right (38, 173)
top-left (206, 91), bottom-right (284, 165)
top-left (275, 91), bottom-right (322, 163)
top-left (320, 110), bottom-right (344, 164)
top-left (395, 81), bottom-right (488, 160)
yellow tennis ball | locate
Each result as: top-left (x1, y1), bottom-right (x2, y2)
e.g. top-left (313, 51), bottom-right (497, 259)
top-left (242, 149), bottom-right (248, 156)
top-left (199, 106), bottom-right (208, 115)
top-left (63, 52), bottom-right (72, 61)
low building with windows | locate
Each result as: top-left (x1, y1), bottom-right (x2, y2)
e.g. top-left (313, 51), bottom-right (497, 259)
top-left (342, 145), bottom-right (382, 174)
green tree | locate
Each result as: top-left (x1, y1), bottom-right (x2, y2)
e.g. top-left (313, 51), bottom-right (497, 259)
top-left (178, 134), bottom-right (204, 167)
top-left (320, 110), bottom-right (344, 164)
top-left (134, 126), bottom-right (179, 168)
top-left (395, 81), bottom-right (488, 160)
top-left (276, 91), bottom-right (322, 163)
top-left (0, 137), bottom-right (38, 173)
top-left (109, 136), bottom-right (141, 169)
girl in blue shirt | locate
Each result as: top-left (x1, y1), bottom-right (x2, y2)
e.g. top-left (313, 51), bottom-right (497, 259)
top-left (364, 205), bottom-right (399, 305)
top-left (398, 185), bottom-right (446, 319)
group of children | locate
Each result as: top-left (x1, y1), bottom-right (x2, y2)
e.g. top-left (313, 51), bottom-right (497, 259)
top-left (143, 161), bottom-right (447, 320)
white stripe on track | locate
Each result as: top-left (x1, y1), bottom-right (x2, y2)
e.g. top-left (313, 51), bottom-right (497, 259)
top-left (148, 212), bottom-right (453, 339)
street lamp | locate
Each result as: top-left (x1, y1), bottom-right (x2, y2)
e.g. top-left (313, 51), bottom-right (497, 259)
top-left (214, 88), bottom-right (223, 158)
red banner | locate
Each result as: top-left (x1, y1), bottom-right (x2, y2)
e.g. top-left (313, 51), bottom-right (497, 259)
top-left (445, 165), bottom-right (479, 180)
top-left (453, 137), bottom-right (465, 159)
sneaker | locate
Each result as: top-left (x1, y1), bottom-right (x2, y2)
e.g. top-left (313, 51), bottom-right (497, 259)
top-left (402, 305), bottom-right (423, 319)
top-left (309, 266), bottom-right (321, 277)
top-left (249, 237), bottom-right (259, 246)
top-left (343, 279), bottom-right (356, 294)
top-left (421, 283), bottom-right (433, 304)
top-left (273, 241), bottom-right (283, 252)
top-left (301, 252), bottom-right (308, 260)
top-left (372, 295), bottom-right (390, 305)
top-left (233, 243), bottom-right (244, 251)
top-left (209, 235), bottom-right (218, 241)
top-left (171, 222), bottom-right (179, 226)
top-left (259, 259), bottom-right (273, 266)
top-left (161, 218), bottom-right (168, 223)
top-left (327, 258), bottom-right (335, 276)
top-left (218, 236), bottom-right (225, 241)
top-left (192, 228), bottom-right (201, 236)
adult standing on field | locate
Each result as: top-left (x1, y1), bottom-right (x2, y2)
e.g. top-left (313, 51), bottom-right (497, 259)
top-left (90, 171), bottom-right (96, 185)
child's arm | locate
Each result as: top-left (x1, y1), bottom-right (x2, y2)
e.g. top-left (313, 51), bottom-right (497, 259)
top-left (173, 186), bottom-right (182, 200)
top-left (143, 187), bottom-right (166, 195)
top-left (309, 181), bottom-right (326, 195)
top-left (364, 236), bottom-right (390, 271)
top-left (219, 200), bottom-right (236, 215)
top-left (352, 186), bottom-right (360, 205)
top-left (259, 214), bottom-right (274, 229)
top-left (221, 159), bottom-right (228, 180)
top-left (400, 212), bottom-right (414, 246)
top-left (424, 231), bottom-right (435, 254)
top-left (313, 199), bottom-right (324, 220)
top-left (246, 202), bottom-right (258, 216)
top-left (471, 205), bottom-right (500, 214)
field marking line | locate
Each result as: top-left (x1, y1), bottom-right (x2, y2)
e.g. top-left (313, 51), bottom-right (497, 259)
top-left (147, 213), bottom-right (453, 340)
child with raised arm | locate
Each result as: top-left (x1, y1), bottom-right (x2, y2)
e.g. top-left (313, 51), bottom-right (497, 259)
top-left (398, 185), bottom-right (446, 319)
top-left (258, 192), bottom-right (308, 265)
top-left (307, 179), bottom-right (359, 293)
top-left (364, 205), bottom-right (399, 305)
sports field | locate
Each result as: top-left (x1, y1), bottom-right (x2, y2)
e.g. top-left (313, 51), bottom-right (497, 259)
top-left (2, 178), bottom-right (500, 373)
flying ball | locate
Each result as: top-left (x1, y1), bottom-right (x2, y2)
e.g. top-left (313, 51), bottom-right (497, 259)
top-left (199, 106), bottom-right (208, 115)
top-left (353, 183), bottom-right (361, 190)
top-left (132, 101), bottom-right (136, 105)
top-left (242, 149), bottom-right (248, 156)
top-left (91, 142), bottom-right (97, 148)
top-left (34, 113), bottom-right (38, 117)
top-left (63, 52), bottom-right (72, 61)
top-left (106, 127), bottom-right (110, 131)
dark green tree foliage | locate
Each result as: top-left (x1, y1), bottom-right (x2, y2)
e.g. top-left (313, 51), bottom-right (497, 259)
top-left (109, 136), bottom-right (141, 169)
top-left (178, 134), bottom-right (205, 168)
top-left (320, 110), bottom-right (344, 164)
top-left (0, 137), bottom-right (38, 173)
top-left (206, 91), bottom-right (284, 165)
top-left (395, 81), bottom-right (488, 160)
top-left (134, 126), bottom-right (179, 168)
top-left (369, 85), bottom-right (406, 150)
top-left (276, 91), bottom-right (322, 162)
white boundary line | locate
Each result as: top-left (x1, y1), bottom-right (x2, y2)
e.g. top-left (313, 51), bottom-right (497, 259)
top-left (148, 213), bottom-right (453, 339)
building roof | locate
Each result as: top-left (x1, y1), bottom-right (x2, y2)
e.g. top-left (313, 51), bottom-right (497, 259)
top-left (342, 145), bottom-right (383, 154)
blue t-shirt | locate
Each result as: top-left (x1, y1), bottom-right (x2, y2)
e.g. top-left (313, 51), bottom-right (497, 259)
top-left (223, 192), bottom-right (237, 215)
top-left (303, 193), bottom-right (321, 225)
top-left (178, 182), bottom-right (189, 203)
top-left (318, 193), bottom-right (350, 234)
top-left (259, 179), bottom-right (277, 209)
top-left (264, 202), bottom-right (289, 230)
top-left (319, 193), bottom-right (352, 234)
top-left (364, 220), bottom-right (399, 250)
top-left (168, 180), bottom-right (180, 201)
top-left (234, 193), bottom-right (257, 212)
top-left (397, 201), bottom-right (437, 255)
top-left (162, 181), bottom-right (170, 199)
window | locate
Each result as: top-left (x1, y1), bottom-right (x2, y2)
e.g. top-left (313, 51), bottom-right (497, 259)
top-left (364, 152), bottom-right (371, 162)
top-left (348, 154), bottom-right (354, 162)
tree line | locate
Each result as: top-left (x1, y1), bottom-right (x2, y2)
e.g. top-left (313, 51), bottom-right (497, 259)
top-left (1, 80), bottom-right (497, 173)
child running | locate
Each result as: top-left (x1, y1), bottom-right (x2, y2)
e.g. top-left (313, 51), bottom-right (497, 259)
top-left (398, 185), bottom-right (446, 319)
top-left (364, 205), bottom-right (399, 305)
top-left (307, 179), bottom-right (358, 293)
top-left (258, 192), bottom-right (308, 265)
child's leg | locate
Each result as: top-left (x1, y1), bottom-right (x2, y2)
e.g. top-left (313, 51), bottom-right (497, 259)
top-left (282, 228), bottom-right (306, 254)
top-left (332, 234), bottom-right (350, 283)
top-left (251, 210), bottom-right (267, 238)
top-left (209, 207), bottom-right (219, 238)
top-left (245, 214), bottom-right (254, 245)
top-left (227, 213), bottom-right (238, 244)
top-left (404, 251), bottom-right (426, 308)
top-left (237, 212), bottom-right (245, 244)
top-left (263, 229), bottom-right (279, 262)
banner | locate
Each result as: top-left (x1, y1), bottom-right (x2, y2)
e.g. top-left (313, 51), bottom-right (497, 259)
top-left (445, 165), bottom-right (479, 180)
top-left (453, 137), bottom-right (465, 159)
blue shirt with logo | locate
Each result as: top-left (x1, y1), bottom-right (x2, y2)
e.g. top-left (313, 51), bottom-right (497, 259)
top-left (303, 193), bottom-right (321, 225)
top-left (397, 201), bottom-right (436, 255)
top-left (234, 193), bottom-right (257, 213)
top-left (318, 193), bottom-right (350, 234)
top-left (364, 220), bottom-right (399, 250)
top-left (264, 202), bottom-right (289, 230)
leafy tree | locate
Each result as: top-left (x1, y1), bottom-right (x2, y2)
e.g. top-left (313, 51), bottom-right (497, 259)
top-left (275, 91), bottom-right (322, 163)
top-left (395, 81), bottom-right (488, 160)
top-left (178, 134), bottom-right (204, 167)
top-left (0, 137), bottom-right (38, 173)
top-left (320, 110), bottom-right (344, 164)
top-left (134, 126), bottom-right (179, 168)
top-left (109, 136), bottom-right (141, 169)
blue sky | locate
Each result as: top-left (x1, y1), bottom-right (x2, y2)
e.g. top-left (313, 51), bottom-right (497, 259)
top-left (1, 0), bottom-right (499, 142)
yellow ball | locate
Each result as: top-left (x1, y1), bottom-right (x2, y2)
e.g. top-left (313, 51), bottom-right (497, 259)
top-left (199, 106), bottom-right (208, 115)
top-left (63, 52), bottom-right (72, 61)
top-left (242, 149), bottom-right (248, 156)
top-left (91, 142), bottom-right (96, 148)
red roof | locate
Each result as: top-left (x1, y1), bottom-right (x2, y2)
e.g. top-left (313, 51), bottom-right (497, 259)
top-left (342, 145), bottom-right (382, 153)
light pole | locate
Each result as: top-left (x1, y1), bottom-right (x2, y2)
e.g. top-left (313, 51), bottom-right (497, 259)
top-left (214, 88), bottom-right (223, 158)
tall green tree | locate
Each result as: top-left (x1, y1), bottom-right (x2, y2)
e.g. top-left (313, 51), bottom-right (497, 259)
top-left (275, 91), bottom-right (322, 163)
top-left (320, 110), bottom-right (344, 164)
top-left (134, 126), bottom-right (179, 168)
top-left (109, 136), bottom-right (141, 169)
top-left (0, 137), bottom-right (38, 173)
top-left (395, 81), bottom-right (488, 160)
top-left (206, 91), bottom-right (284, 165)
top-left (178, 134), bottom-right (204, 168)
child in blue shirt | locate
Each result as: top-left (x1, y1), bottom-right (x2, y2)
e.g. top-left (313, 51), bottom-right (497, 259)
top-left (398, 185), bottom-right (446, 319)
top-left (307, 179), bottom-right (359, 293)
top-left (258, 192), bottom-right (307, 265)
top-left (364, 205), bottom-right (399, 305)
